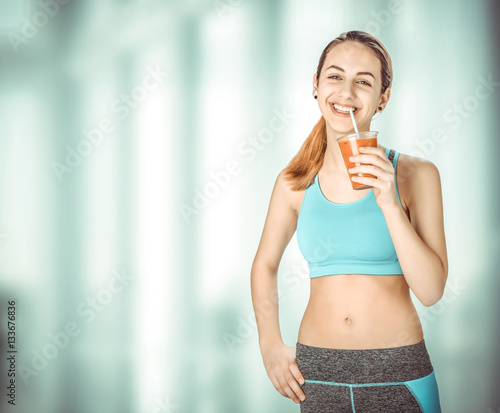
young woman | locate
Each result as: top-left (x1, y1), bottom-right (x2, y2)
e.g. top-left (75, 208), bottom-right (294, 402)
top-left (250, 31), bottom-right (447, 412)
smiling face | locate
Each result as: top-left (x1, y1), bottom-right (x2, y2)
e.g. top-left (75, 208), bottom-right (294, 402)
top-left (313, 41), bottom-right (390, 135)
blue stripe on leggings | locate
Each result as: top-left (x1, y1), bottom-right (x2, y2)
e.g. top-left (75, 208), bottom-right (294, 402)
top-left (349, 386), bottom-right (356, 413)
top-left (303, 370), bottom-right (434, 388)
top-left (404, 383), bottom-right (424, 411)
top-left (305, 379), bottom-right (407, 387)
top-left (304, 371), bottom-right (440, 413)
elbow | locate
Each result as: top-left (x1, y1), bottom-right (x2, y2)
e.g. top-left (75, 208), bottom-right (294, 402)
top-left (421, 291), bottom-right (443, 307)
top-left (250, 260), bottom-right (278, 283)
top-left (421, 269), bottom-right (448, 307)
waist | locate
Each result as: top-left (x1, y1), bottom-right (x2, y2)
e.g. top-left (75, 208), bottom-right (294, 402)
top-left (298, 274), bottom-right (423, 349)
top-left (295, 339), bottom-right (434, 384)
top-left (309, 272), bottom-right (410, 300)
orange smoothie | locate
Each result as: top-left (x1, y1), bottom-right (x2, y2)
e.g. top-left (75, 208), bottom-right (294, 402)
top-left (337, 133), bottom-right (378, 190)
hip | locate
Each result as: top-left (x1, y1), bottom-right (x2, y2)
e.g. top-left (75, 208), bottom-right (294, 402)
top-left (295, 339), bottom-right (441, 412)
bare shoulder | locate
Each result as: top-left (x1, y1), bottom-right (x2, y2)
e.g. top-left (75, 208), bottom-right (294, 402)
top-left (397, 153), bottom-right (442, 207)
top-left (397, 153), bottom-right (441, 181)
top-left (274, 169), bottom-right (305, 214)
top-left (252, 169), bottom-right (304, 271)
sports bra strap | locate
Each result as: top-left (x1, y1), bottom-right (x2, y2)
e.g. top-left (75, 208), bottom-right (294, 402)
top-left (387, 148), bottom-right (396, 164)
top-left (384, 147), bottom-right (402, 207)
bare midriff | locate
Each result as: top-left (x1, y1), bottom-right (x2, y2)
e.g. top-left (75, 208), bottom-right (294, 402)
top-left (297, 273), bottom-right (424, 350)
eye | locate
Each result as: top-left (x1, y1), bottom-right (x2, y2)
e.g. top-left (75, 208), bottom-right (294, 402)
top-left (358, 80), bottom-right (371, 86)
top-left (328, 75), bottom-right (341, 80)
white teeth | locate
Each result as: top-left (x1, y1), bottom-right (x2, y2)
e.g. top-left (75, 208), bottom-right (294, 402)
top-left (332, 103), bottom-right (357, 113)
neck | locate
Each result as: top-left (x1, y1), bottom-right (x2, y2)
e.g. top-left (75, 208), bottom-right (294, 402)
top-left (322, 120), bottom-right (372, 172)
top-left (322, 123), bottom-right (355, 173)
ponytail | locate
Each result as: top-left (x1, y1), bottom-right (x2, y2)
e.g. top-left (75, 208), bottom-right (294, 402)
top-left (282, 30), bottom-right (392, 191)
top-left (282, 116), bottom-right (326, 191)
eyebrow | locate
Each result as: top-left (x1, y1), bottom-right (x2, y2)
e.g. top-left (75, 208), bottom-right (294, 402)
top-left (325, 64), bottom-right (375, 79)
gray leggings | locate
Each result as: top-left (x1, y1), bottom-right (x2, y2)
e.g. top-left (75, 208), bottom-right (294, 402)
top-left (295, 339), bottom-right (441, 412)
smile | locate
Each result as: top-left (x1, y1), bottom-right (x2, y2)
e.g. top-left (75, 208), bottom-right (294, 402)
top-left (330, 103), bottom-right (359, 114)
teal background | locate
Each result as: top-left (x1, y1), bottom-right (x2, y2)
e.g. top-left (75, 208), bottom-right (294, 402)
top-left (0, 0), bottom-right (499, 412)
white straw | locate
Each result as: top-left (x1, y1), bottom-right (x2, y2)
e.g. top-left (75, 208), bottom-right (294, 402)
top-left (349, 108), bottom-right (359, 134)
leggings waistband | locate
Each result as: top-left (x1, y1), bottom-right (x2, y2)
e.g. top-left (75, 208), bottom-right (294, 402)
top-left (296, 339), bottom-right (433, 384)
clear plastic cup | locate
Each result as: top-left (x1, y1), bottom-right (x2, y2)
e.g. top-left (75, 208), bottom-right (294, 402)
top-left (337, 131), bottom-right (378, 190)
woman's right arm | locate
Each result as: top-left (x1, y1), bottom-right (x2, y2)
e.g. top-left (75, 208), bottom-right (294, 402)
top-left (250, 170), bottom-right (306, 404)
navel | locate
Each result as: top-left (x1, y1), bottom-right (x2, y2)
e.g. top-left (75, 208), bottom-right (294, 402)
top-left (344, 316), bottom-right (352, 325)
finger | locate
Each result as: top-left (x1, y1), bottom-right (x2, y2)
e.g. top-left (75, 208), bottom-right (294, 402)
top-left (348, 164), bottom-right (386, 177)
top-left (289, 362), bottom-right (305, 386)
top-left (348, 165), bottom-right (395, 182)
top-left (278, 375), bottom-right (301, 404)
top-left (359, 146), bottom-right (386, 157)
top-left (349, 154), bottom-right (392, 170)
top-left (351, 176), bottom-right (380, 189)
top-left (351, 175), bottom-right (392, 191)
top-left (270, 376), bottom-right (288, 398)
top-left (286, 373), bottom-right (306, 402)
top-left (349, 155), bottom-right (392, 172)
top-left (355, 145), bottom-right (390, 159)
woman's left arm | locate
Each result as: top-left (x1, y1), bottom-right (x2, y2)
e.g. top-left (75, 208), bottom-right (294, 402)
top-left (350, 148), bottom-right (448, 307)
top-left (383, 157), bottom-right (448, 306)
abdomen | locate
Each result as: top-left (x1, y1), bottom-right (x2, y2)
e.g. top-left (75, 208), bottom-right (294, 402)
top-left (298, 274), bottom-right (424, 349)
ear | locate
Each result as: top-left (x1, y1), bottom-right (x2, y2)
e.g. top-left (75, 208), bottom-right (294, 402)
top-left (312, 73), bottom-right (319, 96)
top-left (378, 87), bottom-right (391, 110)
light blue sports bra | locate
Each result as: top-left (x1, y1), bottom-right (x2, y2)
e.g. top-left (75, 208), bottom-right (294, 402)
top-left (296, 148), bottom-right (403, 278)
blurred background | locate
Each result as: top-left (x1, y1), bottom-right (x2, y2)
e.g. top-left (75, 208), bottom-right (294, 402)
top-left (0, 0), bottom-right (498, 412)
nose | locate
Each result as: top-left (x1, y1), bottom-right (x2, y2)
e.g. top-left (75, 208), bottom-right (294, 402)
top-left (337, 81), bottom-right (355, 100)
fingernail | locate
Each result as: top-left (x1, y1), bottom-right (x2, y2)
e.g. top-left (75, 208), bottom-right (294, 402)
top-left (300, 395), bottom-right (305, 401)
